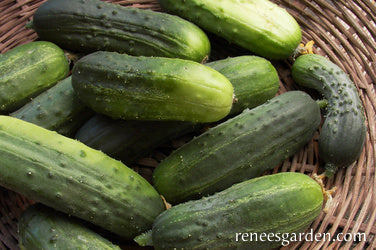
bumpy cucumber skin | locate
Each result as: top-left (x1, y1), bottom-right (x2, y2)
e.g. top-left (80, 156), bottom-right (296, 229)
top-left (158, 0), bottom-right (302, 60)
top-left (10, 76), bottom-right (94, 137)
top-left (75, 114), bottom-right (199, 164)
top-left (0, 115), bottom-right (165, 239)
top-left (145, 172), bottom-right (323, 249)
top-left (31, 0), bottom-right (210, 63)
top-left (291, 54), bottom-right (366, 173)
top-left (19, 204), bottom-right (121, 250)
top-left (153, 91), bottom-right (321, 204)
top-left (206, 56), bottom-right (279, 116)
top-left (0, 41), bottom-right (69, 113)
top-left (72, 51), bottom-right (234, 123)
top-left (75, 55), bottom-right (278, 163)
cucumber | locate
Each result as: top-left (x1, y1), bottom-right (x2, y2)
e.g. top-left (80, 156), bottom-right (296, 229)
top-left (72, 51), bottom-right (234, 123)
top-left (19, 204), bottom-right (121, 250)
top-left (75, 55), bottom-right (278, 163)
top-left (135, 172), bottom-right (323, 249)
top-left (153, 91), bottom-right (321, 204)
top-left (29, 0), bottom-right (210, 63)
top-left (206, 55), bottom-right (279, 116)
top-left (10, 76), bottom-right (94, 137)
top-left (0, 41), bottom-right (69, 113)
top-left (0, 115), bottom-right (165, 239)
top-left (75, 114), bottom-right (200, 164)
top-left (291, 54), bottom-right (366, 177)
top-left (158, 0), bottom-right (302, 60)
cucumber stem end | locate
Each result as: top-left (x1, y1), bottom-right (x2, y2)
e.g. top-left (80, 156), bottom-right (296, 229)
top-left (134, 230), bottom-right (153, 247)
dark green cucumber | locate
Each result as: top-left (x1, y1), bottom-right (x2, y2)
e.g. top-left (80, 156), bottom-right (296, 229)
top-left (19, 204), bottom-right (121, 250)
top-left (29, 0), bottom-right (210, 62)
top-left (135, 172), bottom-right (323, 249)
top-left (0, 115), bottom-right (165, 239)
top-left (153, 91), bottom-right (321, 204)
top-left (291, 54), bottom-right (366, 177)
top-left (158, 0), bottom-right (302, 60)
top-left (0, 41), bottom-right (69, 113)
top-left (10, 76), bottom-right (94, 137)
top-left (206, 55), bottom-right (279, 116)
top-left (72, 51), bottom-right (234, 123)
top-left (75, 114), bottom-right (200, 164)
top-left (74, 55), bottom-right (278, 163)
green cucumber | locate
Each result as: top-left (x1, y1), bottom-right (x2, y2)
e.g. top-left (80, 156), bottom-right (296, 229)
top-left (291, 54), bottom-right (366, 177)
top-left (206, 55), bottom-right (279, 116)
top-left (0, 41), bottom-right (69, 113)
top-left (0, 115), bottom-right (165, 239)
top-left (19, 204), bottom-right (121, 250)
top-left (74, 55), bottom-right (278, 163)
top-left (10, 76), bottom-right (94, 137)
top-left (72, 51), bottom-right (234, 123)
top-left (75, 114), bottom-right (200, 164)
top-left (29, 0), bottom-right (210, 62)
top-left (135, 172), bottom-right (323, 249)
top-left (153, 91), bottom-right (321, 204)
top-left (158, 0), bottom-right (302, 60)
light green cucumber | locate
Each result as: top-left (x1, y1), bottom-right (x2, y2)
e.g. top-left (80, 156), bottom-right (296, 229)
top-left (74, 55), bottom-right (278, 164)
top-left (0, 41), bottom-right (69, 113)
top-left (158, 0), bottom-right (302, 59)
top-left (0, 115), bottom-right (165, 240)
top-left (72, 51), bottom-right (234, 123)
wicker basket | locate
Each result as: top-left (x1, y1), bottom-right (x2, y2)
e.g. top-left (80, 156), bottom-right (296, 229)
top-left (0, 0), bottom-right (375, 249)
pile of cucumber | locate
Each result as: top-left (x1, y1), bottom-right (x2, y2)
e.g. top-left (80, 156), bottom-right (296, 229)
top-left (0, 0), bottom-right (366, 249)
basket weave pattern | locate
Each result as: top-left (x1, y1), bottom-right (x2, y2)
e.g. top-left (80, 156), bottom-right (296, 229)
top-left (0, 0), bottom-right (375, 249)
